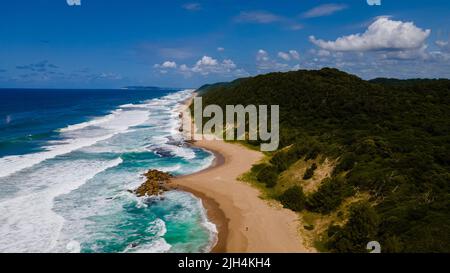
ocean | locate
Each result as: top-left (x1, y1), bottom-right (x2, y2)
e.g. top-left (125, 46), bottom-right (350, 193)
top-left (0, 88), bottom-right (216, 253)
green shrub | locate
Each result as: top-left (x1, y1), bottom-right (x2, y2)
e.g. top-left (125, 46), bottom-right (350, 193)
top-left (306, 177), bottom-right (354, 214)
top-left (327, 202), bottom-right (380, 253)
top-left (256, 165), bottom-right (278, 188)
top-left (279, 186), bottom-right (306, 212)
top-left (303, 163), bottom-right (318, 180)
top-left (334, 152), bottom-right (356, 175)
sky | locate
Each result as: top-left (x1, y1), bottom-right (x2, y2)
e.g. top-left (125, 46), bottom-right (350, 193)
top-left (1, 0), bottom-right (450, 88)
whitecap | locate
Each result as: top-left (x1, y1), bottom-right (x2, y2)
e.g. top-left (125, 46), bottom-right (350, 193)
top-left (0, 157), bottom-right (123, 253)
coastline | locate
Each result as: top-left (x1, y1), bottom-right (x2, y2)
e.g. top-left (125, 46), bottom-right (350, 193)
top-left (174, 94), bottom-right (312, 253)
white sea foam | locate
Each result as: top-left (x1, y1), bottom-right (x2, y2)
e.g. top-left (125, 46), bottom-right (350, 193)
top-left (0, 89), bottom-right (218, 253)
top-left (162, 191), bottom-right (218, 252)
top-left (156, 165), bottom-right (182, 173)
top-left (198, 199), bottom-right (219, 252)
top-left (147, 218), bottom-right (167, 237)
top-left (127, 238), bottom-right (172, 253)
top-left (0, 109), bottom-right (148, 178)
top-left (59, 109), bottom-right (123, 132)
top-left (0, 157), bottom-right (123, 253)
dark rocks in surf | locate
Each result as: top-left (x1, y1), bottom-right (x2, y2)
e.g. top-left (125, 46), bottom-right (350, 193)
top-left (153, 147), bottom-right (174, 158)
top-left (135, 169), bottom-right (173, 197)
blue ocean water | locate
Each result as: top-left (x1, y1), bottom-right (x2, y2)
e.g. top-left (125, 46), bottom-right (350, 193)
top-left (0, 88), bottom-right (216, 253)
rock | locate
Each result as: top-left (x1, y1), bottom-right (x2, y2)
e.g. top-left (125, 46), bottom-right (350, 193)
top-left (135, 169), bottom-right (173, 197)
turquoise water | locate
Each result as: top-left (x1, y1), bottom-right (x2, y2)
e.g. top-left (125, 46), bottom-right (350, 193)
top-left (0, 89), bottom-right (216, 253)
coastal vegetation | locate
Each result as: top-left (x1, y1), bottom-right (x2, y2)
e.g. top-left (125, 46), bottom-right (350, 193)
top-left (197, 68), bottom-right (450, 253)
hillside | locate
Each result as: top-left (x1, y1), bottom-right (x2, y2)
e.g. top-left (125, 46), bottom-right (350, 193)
top-left (197, 68), bottom-right (450, 253)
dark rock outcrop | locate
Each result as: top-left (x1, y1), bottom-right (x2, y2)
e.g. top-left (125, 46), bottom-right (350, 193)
top-left (135, 170), bottom-right (173, 197)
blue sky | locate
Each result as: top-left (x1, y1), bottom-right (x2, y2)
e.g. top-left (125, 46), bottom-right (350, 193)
top-left (1, 0), bottom-right (450, 88)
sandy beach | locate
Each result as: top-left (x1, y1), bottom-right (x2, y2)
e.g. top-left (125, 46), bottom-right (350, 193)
top-left (173, 95), bottom-right (312, 253)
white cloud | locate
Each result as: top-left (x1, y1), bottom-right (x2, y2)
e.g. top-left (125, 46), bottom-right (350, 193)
top-left (380, 45), bottom-right (429, 60)
top-left (161, 61), bottom-right (177, 68)
top-left (289, 50), bottom-right (300, 60)
top-left (156, 56), bottom-right (246, 77)
top-left (436, 40), bottom-right (449, 48)
top-left (234, 10), bottom-right (303, 31)
top-left (256, 50), bottom-right (290, 71)
top-left (217, 47), bottom-right (225, 52)
top-left (277, 50), bottom-right (300, 61)
top-left (256, 49), bottom-right (270, 62)
top-left (435, 40), bottom-right (450, 52)
top-left (235, 11), bottom-right (282, 24)
top-left (302, 4), bottom-right (347, 18)
top-left (222, 59), bottom-right (237, 69)
top-left (182, 3), bottom-right (201, 11)
top-left (317, 49), bottom-right (331, 57)
top-left (179, 64), bottom-right (189, 71)
top-left (195, 56), bottom-right (218, 67)
top-left (278, 52), bottom-right (291, 61)
top-left (309, 17), bottom-right (431, 52)
top-left (154, 61), bottom-right (177, 73)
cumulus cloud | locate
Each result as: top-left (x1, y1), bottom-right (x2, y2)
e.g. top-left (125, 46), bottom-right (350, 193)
top-left (235, 11), bottom-right (283, 24)
top-left (155, 56), bottom-right (247, 77)
top-left (277, 50), bottom-right (300, 61)
top-left (278, 52), bottom-right (291, 61)
top-left (195, 56), bottom-right (218, 66)
top-left (309, 17), bottom-right (431, 52)
top-left (154, 61), bottom-right (177, 73)
top-left (256, 49), bottom-right (292, 71)
top-left (302, 4), bottom-right (347, 18)
top-left (289, 50), bottom-right (300, 60)
top-left (256, 49), bottom-right (270, 62)
top-left (161, 61), bottom-right (177, 68)
top-left (191, 56), bottom-right (238, 75)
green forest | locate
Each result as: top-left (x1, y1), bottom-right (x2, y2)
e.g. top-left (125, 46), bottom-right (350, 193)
top-left (197, 68), bottom-right (450, 253)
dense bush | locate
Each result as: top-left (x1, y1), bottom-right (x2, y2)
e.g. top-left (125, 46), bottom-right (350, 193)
top-left (327, 202), bottom-right (380, 253)
top-left (306, 177), bottom-right (354, 213)
top-left (199, 68), bottom-right (450, 252)
top-left (333, 152), bottom-right (356, 175)
top-left (303, 163), bottom-right (317, 180)
top-left (256, 164), bottom-right (278, 188)
top-left (279, 186), bottom-right (306, 212)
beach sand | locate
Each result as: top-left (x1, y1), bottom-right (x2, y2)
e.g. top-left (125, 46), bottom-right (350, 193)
top-left (173, 95), bottom-right (313, 253)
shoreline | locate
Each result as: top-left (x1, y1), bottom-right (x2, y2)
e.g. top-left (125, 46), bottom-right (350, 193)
top-left (174, 93), bottom-right (312, 253)
top-left (176, 148), bottom-right (228, 253)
